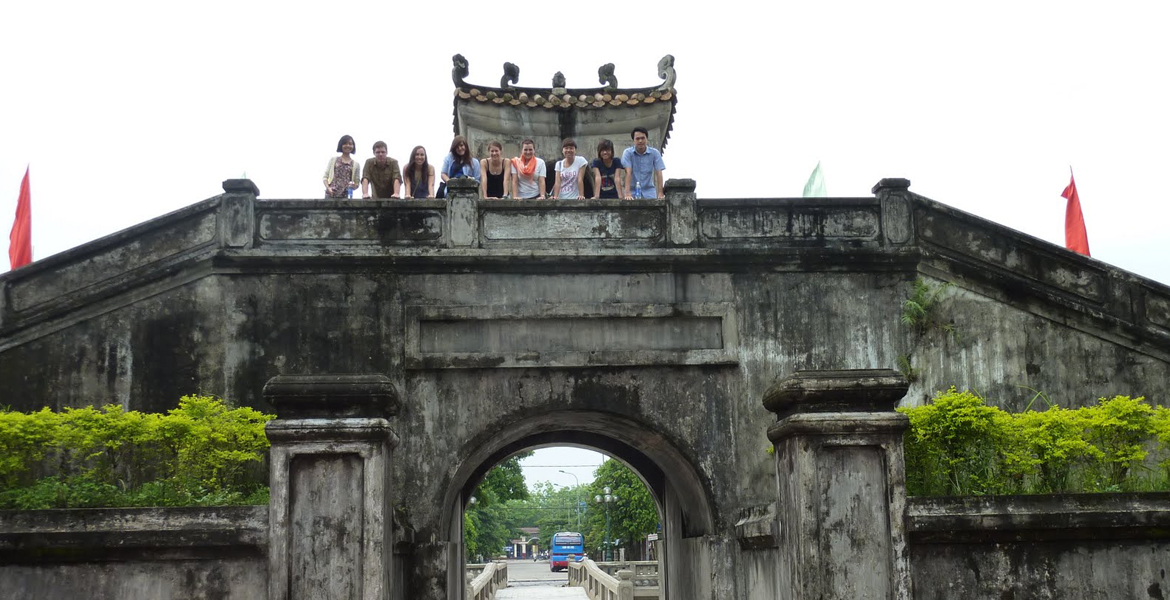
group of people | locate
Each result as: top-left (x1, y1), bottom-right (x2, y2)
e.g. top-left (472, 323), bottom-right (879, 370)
top-left (322, 128), bottom-right (666, 201)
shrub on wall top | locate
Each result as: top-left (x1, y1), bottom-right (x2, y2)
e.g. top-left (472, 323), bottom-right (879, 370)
top-left (0, 396), bottom-right (273, 509)
top-left (901, 389), bottom-right (1167, 496)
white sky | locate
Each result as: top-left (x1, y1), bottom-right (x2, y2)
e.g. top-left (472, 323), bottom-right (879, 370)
top-left (2, 1), bottom-right (1168, 283)
top-left (518, 447), bottom-right (606, 492)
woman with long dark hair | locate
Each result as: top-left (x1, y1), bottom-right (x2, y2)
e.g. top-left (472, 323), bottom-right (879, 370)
top-left (403, 146), bottom-right (435, 199)
top-left (439, 135), bottom-right (481, 197)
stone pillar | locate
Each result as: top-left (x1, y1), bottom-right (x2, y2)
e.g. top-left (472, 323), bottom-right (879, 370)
top-left (446, 177), bottom-right (480, 248)
top-left (763, 369), bottom-right (912, 600)
top-left (872, 178), bottom-right (913, 246)
top-left (219, 179), bottom-right (258, 249)
top-left (616, 569), bottom-right (634, 600)
top-left (264, 374), bottom-right (400, 600)
top-left (664, 178), bottom-right (697, 246)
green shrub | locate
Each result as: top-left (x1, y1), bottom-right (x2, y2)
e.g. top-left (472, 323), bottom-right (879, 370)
top-left (0, 396), bottom-right (274, 509)
top-left (901, 390), bottom-right (1170, 496)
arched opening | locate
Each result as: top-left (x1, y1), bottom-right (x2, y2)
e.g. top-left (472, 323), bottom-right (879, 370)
top-left (438, 410), bottom-right (716, 599)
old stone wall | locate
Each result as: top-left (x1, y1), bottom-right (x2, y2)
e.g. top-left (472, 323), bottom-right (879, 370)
top-left (0, 506), bottom-right (267, 600)
top-left (907, 494), bottom-right (1170, 599)
top-left (2, 178), bottom-right (1169, 598)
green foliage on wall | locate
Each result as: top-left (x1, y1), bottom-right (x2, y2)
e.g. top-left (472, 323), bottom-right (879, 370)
top-left (897, 278), bottom-right (958, 383)
top-left (0, 396), bottom-right (273, 509)
top-left (902, 388), bottom-right (1170, 495)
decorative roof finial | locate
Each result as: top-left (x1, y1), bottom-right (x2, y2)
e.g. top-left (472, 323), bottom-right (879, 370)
top-left (656, 55), bottom-right (676, 91)
top-left (597, 63), bottom-right (619, 91)
top-left (501, 62), bottom-right (520, 90)
top-left (452, 54), bottom-right (469, 87)
top-left (551, 71), bottom-right (566, 96)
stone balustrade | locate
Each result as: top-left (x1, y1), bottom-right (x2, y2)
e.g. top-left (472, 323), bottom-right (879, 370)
top-left (590, 561), bottom-right (660, 597)
top-left (568, 559), bottom-right (635, 600)
top-left (464, 560), bottom-right (508, 600)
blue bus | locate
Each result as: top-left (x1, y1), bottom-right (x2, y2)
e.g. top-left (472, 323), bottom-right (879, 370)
top-left (549, 531), bottom-right (584, 572)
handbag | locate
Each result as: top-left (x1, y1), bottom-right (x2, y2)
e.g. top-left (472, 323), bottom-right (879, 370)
top-left (436, 159), bottom-right (465, 199)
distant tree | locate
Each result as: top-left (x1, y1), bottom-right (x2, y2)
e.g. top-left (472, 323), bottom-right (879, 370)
top-left (464, 452), bottom-right (532, 561)
top-left (585, 459), bottom-right (658, 560)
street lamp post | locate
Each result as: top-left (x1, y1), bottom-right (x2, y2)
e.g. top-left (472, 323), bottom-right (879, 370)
top-left (558, 470), bottom-right (582, 530)
top-left (594, 486), bottom-right (617, 561)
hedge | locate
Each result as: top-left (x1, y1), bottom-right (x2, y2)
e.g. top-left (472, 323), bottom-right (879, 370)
top-left (901, 388), bottom-right (1170, 496)
top-left (0, 395), bottom-right (273, 509)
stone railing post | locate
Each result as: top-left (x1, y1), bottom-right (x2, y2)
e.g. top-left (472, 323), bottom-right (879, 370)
top-left (219, 179), bottom-right (258, 249)
top-left (446, 177), bottom-right (480, 248)
top-left (617, 569), bottom-right (634, 600)
top-left (264, 374), bottom-right (400, 600)
top-left (872, 177), bottom-right (913, 246)
top-left (763, 369), bottom-right (912, 600)
top-left (664, 178), bottom-right (697, 246)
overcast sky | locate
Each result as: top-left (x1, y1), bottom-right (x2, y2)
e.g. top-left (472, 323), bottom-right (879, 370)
top-left (3, 1), bottom-right (1168, 284)
top-left (3, 1), bottom-right (1167, 485)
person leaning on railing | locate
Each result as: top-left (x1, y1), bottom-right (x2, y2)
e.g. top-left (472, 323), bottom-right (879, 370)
top-left (361, 141), bottom-right (401, 199)
top-left (403, 145), bottom-right (435, 198)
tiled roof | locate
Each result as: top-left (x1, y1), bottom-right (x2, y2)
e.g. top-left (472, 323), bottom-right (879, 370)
top-left (454, 87), bottom-right (675, 110)
top-left (450, 54), bottom-right (679, 151)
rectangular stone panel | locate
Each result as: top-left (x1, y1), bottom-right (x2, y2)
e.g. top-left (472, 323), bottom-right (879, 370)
top-left (405, 303), bottom-right (738, 368)
top-left (480, 203), bottom-right (663, 243)
top-left (699, 205), bottom-right (880, 240)
top-left (1146, 288), bottom-right (1170, 332)
top-left (420, 316), bottom-right (723, 353)
top-left (816, 446), bottom-right (892, 600)
top-left (258, 205), bottom-right (443, 244)
top-left (918, 211), bottom-right (1107, 303)
top-left (8, 209), bottom-right (218, 312)
top-left (290, 453), bottom-right (363, 600)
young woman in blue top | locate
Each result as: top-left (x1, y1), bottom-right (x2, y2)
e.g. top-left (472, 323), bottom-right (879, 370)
top-left (440, 135), bottom-right (482, 191)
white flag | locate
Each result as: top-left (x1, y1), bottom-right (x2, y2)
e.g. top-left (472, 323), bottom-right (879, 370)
top-left (802, 161), bottom-right (827, 197)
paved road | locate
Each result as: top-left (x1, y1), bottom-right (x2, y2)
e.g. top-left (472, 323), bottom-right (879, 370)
top-left (494, 560), bottom-right (587, 598)
top-left (507, 559), bottom-right (569, 585)
top-left (495, 588), bottom-right (587, 599)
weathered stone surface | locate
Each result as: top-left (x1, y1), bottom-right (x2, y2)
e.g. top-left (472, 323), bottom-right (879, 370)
top-left (767, 370), bottom-right (913, 600)
top-left (403, 302), bottom-right (737, 369)
top-left (2, 180), bottom-right (1170, 599)
top-left (264, 374), bottom-right (399, 419)
top-left (265, 377), bottom-right (397, 600)
top-left (664, 179), bottom-right (697, 246)
top-left (479, 201), bottom-right (664, 246)
top-left (762, 368), bottom-right (909, 418)
top-left (0, 506), bottom-right (266, 599)
top-left (907, 494), bottom-right (1170, 599)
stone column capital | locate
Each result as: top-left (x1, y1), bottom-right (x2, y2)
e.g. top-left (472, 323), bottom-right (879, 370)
top-left (263, 374), bottom-right (399, 419)
top-left (762, 369), bottom-right (908, 419)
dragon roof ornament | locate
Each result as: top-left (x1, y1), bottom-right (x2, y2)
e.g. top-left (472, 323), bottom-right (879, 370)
top-left (450, 54), bottom-right (677, 113)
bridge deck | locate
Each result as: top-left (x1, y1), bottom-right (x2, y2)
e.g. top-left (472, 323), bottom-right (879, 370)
top-left (496, 587), bottom-right (588, 599)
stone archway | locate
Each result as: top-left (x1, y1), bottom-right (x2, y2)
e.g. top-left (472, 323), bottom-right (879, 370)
top-left (440, 410), bottom-right (717, 600)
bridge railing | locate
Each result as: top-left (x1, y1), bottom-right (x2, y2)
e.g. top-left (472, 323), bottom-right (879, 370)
top-left (568, 559), bottom-right (634, 600)
top-left (465, 560), bottom-right (508, 600)
top-left (591, 561), bottom-right (660, 597)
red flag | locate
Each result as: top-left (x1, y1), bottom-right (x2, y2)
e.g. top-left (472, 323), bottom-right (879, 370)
top-left (9, 167), bottom-right (32, 270)
top-left (1061, 171), bottom-right (1090, 256)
